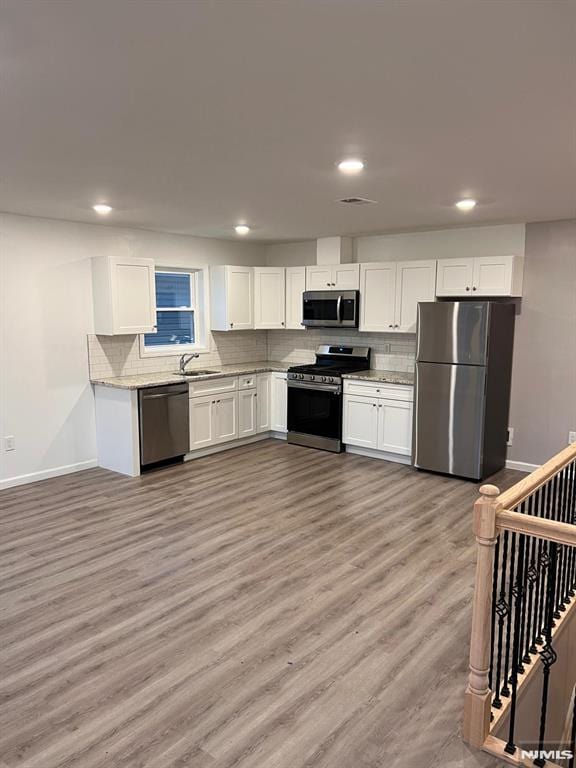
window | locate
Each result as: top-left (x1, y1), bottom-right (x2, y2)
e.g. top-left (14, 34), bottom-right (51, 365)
top-left (141, 270), bottom-right (207, 356)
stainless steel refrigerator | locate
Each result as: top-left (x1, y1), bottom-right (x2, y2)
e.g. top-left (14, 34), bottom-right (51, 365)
top-left (413, 301), bottom-right (515, 481)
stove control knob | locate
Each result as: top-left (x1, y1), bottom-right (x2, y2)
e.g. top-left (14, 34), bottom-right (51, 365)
top-left (321, 376), bottom-right (327, 382)
top-left (328, 377), bottom-right (334, 383)
top-left (310, 375), bottom-right (315, 381)
top-left (299, 374), bottom-right (304, 380)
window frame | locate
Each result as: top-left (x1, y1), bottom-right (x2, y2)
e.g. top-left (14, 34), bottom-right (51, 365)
top-left (139, 267), bottom-right (210, 358)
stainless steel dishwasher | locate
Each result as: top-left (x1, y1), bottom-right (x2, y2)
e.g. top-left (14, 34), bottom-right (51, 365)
top-left (138, 384), bottom-right (189, 467)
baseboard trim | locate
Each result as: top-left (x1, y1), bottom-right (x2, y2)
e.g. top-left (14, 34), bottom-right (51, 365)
top-left (0, 459), bottom-right (98, 491)
top-left (505, 459), bottom-right (539, 473)
top-left (184, 432), bottom-right (285, 461)
top-left (344, 445), bottom-right (412, 465)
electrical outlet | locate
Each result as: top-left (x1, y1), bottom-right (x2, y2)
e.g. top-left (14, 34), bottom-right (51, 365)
top-left (507, 427), bottom-right (514, 447)
top-left (4, 435), bottom-right (15, 451)
top-left (569, 431), bottom-right (576, 445)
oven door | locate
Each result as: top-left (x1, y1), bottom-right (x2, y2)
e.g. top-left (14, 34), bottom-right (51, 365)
top-left (302, 291), bottom-right (358, 328)
top-left (287, 381), bottom-right (342, 451)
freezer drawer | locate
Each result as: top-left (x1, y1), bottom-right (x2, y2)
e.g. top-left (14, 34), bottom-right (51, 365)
top-left (413, 362), bottom-right (486, 479)
top-left (139, 384), bottom-right (189, 466)
top-left (416, 302), bottom-right (489, 365)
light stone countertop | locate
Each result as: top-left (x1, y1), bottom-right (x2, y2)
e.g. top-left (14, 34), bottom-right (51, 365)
top-left (342, 369), bottom-right (414, 386)
top-left (91, 361), bottom-right (290, 390)
top-left (91, 362), bottom-right (415, 390)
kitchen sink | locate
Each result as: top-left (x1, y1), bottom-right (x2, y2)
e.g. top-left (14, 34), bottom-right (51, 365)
top-left (175, 369), bottom-right (218, 377)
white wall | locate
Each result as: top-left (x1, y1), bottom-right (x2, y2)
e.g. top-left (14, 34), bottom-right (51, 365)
top-left (265, 241), bottom-right (316, 267)
top-left (0, 213), bottom-right (265, 488)
top-left (264, 224), bottom-right (526, 267)
top-left (354, 224), bottom-right (525, 262)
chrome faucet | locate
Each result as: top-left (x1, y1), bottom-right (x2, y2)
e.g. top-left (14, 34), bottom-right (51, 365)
top-left (179, 353), bottom-right (200, 374)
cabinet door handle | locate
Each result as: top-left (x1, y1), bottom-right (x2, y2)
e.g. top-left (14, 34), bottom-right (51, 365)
top-left (378, 404), bottom-right (382, 408)
top-left (372, 403), bottom-right (376, 408)
top-left (230, 322), bottom-right (234, 327)
top-left (281, 321), bottom-right (284, 326)
top-left (465, 286), bottom-right (470, 291)
top-left (326, 282), bottom-right (331, 286)
top-left (388, 324), bottom-right (393, 328)
top-left (395, 324), bottom-right (399, 328)
top-left (472, 286), bottom-right (477, 291)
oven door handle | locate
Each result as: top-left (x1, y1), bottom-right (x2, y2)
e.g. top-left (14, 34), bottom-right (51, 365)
top-left (288, 381), bottom-right (341, 394)
top-left (336, 294), bottom-right (342, 323)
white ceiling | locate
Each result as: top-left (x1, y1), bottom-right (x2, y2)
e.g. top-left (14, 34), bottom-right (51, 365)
top-left (2, 0), bottom-right (575, 242)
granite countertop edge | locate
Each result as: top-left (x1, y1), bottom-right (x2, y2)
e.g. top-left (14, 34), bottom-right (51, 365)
top-left (91, 362), bottom-right (415, 390)
top-left (91, 362), bottom-right (290, 389)
top-left (342, 369), bottom-right (414, 386)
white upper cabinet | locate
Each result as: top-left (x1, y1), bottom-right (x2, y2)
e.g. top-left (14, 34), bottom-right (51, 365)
top-left (306, 264), bottom-right (360, 290)
top-left (359, 260), bottom-right (436, 333)
top-left (306, 265), bottom-right (333, 290)
top-left (254, 267), bottom-right (286, 329)
top-left (360, 263), bottom-right (396, 332)
top-left (210, 266), bottom-right (254, 331)
top-left (394, 261), bottom-right (437, 332)
top-left (285, 267), bottom-right (306, 330)
top-left (434, 259), bottom-right (474, 297)
top-left (92, 255), bottom-right (156, 335)
top-left (436, 255), bottom-right (524, 297)
top-left (332, 263), bottom-right (360, 290)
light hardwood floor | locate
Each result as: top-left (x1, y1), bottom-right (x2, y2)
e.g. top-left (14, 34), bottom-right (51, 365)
top-left (0, 439), bottom-right (521, 768)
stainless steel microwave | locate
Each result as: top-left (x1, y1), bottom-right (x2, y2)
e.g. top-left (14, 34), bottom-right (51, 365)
top-left (302, 290), bottom-right (359, 328)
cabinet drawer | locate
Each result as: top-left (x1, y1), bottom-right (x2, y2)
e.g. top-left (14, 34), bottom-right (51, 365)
top-left (343, 379), bottom-right (413, 402)
top-left (238, 374), bottom-right (257, 390)
top-left (189, 376), bottom-right (238, 398)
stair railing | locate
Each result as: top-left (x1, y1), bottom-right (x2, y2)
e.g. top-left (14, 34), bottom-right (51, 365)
top-left (463, 443), bottom-right (576, 767)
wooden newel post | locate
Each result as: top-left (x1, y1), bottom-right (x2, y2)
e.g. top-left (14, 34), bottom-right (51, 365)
top-left (463, 484), bottom-right (501, 748)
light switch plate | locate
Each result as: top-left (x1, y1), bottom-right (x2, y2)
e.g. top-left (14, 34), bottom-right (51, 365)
top-left (507, 428), bottom-right (514, 447)
top-left (4, 435), bottom-right (15, 451)
top-left (569, 431), bottom-right (576, 445)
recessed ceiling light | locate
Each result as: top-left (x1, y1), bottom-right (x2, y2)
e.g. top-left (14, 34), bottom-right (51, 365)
top-left (455, 198), bottom-right (477, 212)
top-left (93, 204), bottom-right (112, 215)
top-left (337, 159), bottom-right (364, 173)
top-left (235, 224), bottom-right (250, 235)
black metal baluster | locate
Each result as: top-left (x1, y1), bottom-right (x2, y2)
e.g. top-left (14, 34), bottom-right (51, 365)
top-left (505, 533), bottom-right (527, 755)
top-left (493, 530), bottom-right (510, 709)
top-left (533, 542), bottom-right (559, 767)
top-left (501, 531), bottom-right (517, 699)
top-left (531, 489), bottom-right (545, 653)
top-left (536, 484), bottom-right (551, 643)
top-left (524, 493), bottom-right (538, 664)
top-left (516, 503), bottom-right (528, 675)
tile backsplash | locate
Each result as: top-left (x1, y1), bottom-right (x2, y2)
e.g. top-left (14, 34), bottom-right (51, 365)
top-left (88, 328), bottom-right (415, 379)
top-left (266, 329), bottom-right (416, 371)
top-left (88, 331), bottom-right (268, 379)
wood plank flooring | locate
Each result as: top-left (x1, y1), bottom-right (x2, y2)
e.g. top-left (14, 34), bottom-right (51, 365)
top-left (0, 439), bottom-right (521, 768)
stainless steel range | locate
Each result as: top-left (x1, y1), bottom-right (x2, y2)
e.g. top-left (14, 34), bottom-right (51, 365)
top-left (287, 345), bottom-right (371, 453)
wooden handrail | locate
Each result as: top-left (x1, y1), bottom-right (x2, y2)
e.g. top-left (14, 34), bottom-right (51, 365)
top-left (497, 442), bottom-right (576, 510)
top-left (464, 442), bottom-right (576, 756)
top-left (498, 508), bottom-right (576, 547)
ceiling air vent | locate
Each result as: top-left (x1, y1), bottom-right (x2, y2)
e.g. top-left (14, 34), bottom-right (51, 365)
top-left (338, 197), bottom-right (377, 205)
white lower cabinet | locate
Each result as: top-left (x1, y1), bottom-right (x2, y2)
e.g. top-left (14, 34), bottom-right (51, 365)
top-left (377, 398), bottom-right (413, 455)
top-left (343, 381), bottom-right (413, 459)
top-left (343, 396), bottom-right (379, 449)
top-left (189, 387), bottom-right (238, 450)
top-left (214, 392), bottom-right (238, 443)
top-left (271, 372), bottom-right (288, 433)
top-left (238, 388), bottom-right (257, 438)
top-left (256, 374), bottom-right (271, 432)
top-left (189, 394), bottom-right (218, 450)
